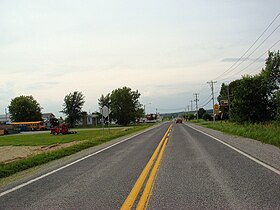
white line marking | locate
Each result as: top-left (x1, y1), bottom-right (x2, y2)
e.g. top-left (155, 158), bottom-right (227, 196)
top-left (0, 124), bottom-right (165, 197)
top-left (185, 123), bottom-right (280, 176)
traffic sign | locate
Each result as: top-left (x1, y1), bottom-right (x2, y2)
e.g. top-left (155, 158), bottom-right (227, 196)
top-left (213, 103), bottom-right (219, 110)
top-left (101, 106), bottom-right (111, 118)
top-left (213, 103), bottom-right (220, 115)
top-left (220, 100), bottom-right (229, 106)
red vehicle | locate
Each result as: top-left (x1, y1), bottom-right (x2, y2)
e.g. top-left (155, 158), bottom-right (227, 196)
top-left (176, 118), bottom-right (183, 124)
top-left (50, 124), bottom-right (77, 135)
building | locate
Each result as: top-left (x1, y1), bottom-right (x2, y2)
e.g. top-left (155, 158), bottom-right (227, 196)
top-left (0, 114), bottom-right (11, 125)
top-left (42, 113), bottom-right (55, 128)
top-left (77, 112), bottom-right (101, 126)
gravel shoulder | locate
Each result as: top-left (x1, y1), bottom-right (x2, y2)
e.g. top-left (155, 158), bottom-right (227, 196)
top-left (185, 122), bottom-right (280, 172)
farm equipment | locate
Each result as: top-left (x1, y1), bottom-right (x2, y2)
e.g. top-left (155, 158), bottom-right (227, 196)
top-left (50, 124), bottom-right (77, 135)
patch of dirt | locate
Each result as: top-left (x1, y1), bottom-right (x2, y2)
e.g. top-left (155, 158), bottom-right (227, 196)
top-left (0, 141), bottom-right (83, 164)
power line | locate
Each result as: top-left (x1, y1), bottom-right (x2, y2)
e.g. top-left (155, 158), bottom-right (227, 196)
top-left (201, 99), bottom-right (212, 108)
top-left (214, 12), bottom-right (280, 80)
top-left (221, 38), bottom-right (280, 81)
top-left (219, 23), bottom-right (280, 80)
top-left (199, 94), bottom-right (212, 106)
top-left (248, 63), bottom-right (265, 75)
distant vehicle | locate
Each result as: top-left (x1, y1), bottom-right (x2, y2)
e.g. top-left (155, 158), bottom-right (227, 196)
top-left (11, 121), bottom-right (46, 131)
top-left (175, 118), bottom-right (183, 124)
top-left (50, 124), bottom-right (77, 135)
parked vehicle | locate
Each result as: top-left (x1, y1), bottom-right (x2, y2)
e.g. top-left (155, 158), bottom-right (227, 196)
top-left (50, 124), bottom-right (77, 135)
top-left (11, 121), bottom-right (45, 131)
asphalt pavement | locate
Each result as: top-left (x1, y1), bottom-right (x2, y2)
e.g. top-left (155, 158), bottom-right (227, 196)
top-left (148, 123), bottom-right (280, 209)
top-left (0, 123), bottom-right (171, 210)
top-left (1, 122), bottom-right (280, 209)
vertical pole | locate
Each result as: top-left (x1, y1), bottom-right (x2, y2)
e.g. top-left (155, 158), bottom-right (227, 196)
top-left (190, 100), bottom-right (193, 112)
top-left (208, 81), bottom-right (217, 121)
top-left (108, 110), bottom-right (110, 135)
top-left (194, 93), bottom-right (199, 121)
top-left (101, 108), bottom-right (104, 140)
top-left (5, 108), bottom-right (7, 122)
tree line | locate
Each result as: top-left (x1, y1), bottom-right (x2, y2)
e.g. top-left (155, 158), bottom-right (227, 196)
top-left (8, 86), bottom-right (144, 127)
top-left (218, 51), bottom-right (280, 123)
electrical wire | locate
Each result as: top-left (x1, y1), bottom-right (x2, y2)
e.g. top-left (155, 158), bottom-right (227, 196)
top-left (221, 38), bottom-right (280, 81)
top-left (199, 94), bottom-right (212, 106)
top-left (213, 12), bottom-right (280, 80)
top-left (201, 99), bottom-right (212, 108)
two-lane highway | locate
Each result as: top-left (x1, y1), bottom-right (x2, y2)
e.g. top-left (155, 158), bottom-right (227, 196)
top-left (1, 122), bottom-right (280, 209)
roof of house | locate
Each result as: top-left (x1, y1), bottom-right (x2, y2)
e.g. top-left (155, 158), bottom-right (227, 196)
top-left (42, 113), bottom-right (55, 119)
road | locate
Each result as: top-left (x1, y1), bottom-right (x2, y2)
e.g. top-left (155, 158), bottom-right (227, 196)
top-left (1, 122), bottom-right (280, 209)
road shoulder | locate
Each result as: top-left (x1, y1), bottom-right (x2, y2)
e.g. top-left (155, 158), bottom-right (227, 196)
top-left (185, 122), bottom-right (280, 172)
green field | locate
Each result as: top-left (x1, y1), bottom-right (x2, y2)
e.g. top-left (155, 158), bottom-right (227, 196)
top-left (197, 121), bottom-right (280, 148)
top-left (0, 127), bottom-right (132, 146)
top-left (0, 124), bottom-right (152, 179)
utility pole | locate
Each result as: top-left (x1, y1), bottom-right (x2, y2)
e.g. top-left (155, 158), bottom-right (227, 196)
top-left (207, 80), bottom-right (217, 121)
top-left (190, 100), bottom-right (193, 112)
top-left (5, 108), bottom-right (7, 121)
top-left (194, 93), bottom-right (199, 120)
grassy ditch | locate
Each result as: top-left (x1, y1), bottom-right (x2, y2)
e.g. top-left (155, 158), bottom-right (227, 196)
top-left (197, 121), bottom-right (280, 148)
top-left (0, 125), bottom-right (152, 179)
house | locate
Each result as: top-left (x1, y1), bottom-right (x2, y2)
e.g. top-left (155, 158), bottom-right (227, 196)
top-left (0, 114), bottom-right (11, 125)
top-left (76, 112), bottom-right (101, 126)
top-left (42, 113), bottom-right (55, 128)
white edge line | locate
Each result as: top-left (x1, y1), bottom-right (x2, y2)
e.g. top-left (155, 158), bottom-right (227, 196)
top-left (0, 123), bottom-right (165, 197)
top-left (185, 123), bottom-right (280, 176)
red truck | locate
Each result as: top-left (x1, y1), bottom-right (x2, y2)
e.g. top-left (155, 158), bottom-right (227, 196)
top-left (50, 124), bottom-right (77, 135)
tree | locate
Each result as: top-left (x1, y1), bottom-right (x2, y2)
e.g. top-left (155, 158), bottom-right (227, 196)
top-left (272, 91), bottom-right (280, 121)
top-left (110, 87), bottom-right (143, 125)
top-left (61, 91), bottom-right (85, 127)
top-left (49, 117), bottom-right (59, 127)
top-left (98, 93), bottom-right (111, 109)
top-left (188, 113), bottom-right (195, 120)
top-left (202, 112), bottom-right (212, 121)
top-left (9, 95), bottom-right (42, 122)
top-left (261, 51), bottom-right (280, 121)
top-left (198, 108), bottom-right (206, 119)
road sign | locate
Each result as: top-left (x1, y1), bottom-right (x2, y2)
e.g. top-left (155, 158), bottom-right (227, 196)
top-left (101, 106), bottom-right (111, 118)
top-left (220, 100), bottom-right (229, 106)
top-left (213, 103), bottom-right (220, 115)
top-left (213, 103), bottom-right (219, 110)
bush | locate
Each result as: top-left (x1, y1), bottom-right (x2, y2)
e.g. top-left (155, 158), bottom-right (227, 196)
top-left (202, 112), bottom-right (212, 121)
top-left (188, 114), bottom-right (195, 120)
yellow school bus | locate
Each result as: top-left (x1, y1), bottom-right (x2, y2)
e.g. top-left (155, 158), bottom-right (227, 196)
top-left (11, 121), bottom-right (46, 131)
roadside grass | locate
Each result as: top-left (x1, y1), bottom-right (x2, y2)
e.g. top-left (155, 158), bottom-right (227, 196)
top-left (196, 121), bottom-right (280, 148)
top-left (0, 124), bottom-right (152, 179)
top-left (0, 127), bottom-right (137, 146)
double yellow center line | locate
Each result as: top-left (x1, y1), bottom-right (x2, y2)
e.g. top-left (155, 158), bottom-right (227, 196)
top-left (121, 124), bottom-right (173, 210)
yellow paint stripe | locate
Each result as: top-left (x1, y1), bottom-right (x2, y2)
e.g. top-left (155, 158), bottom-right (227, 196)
top-left (136, 133), bottom-right (170, 210)
top-left (120, 124), bottom-right (172, 210)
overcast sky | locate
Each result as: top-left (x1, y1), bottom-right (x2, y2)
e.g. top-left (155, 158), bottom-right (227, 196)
top-left (1, 0), bottom-right (280, 116)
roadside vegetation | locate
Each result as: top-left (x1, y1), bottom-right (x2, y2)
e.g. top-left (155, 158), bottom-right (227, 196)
top-left (182, 51), bottom-right (280, 148)
top-left (0, 124), bottom-right (152, 179)
top-left (194, 121), bottom-right (280, 148)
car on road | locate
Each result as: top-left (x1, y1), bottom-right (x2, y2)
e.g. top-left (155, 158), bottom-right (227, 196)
top-left (175, 118), bottom-right (183, 124)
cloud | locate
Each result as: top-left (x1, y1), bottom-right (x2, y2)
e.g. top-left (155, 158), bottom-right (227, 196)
top-left (25, 81), bottom-right (60, 90)
top-left (221, 58), bottom-right (265, 63)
